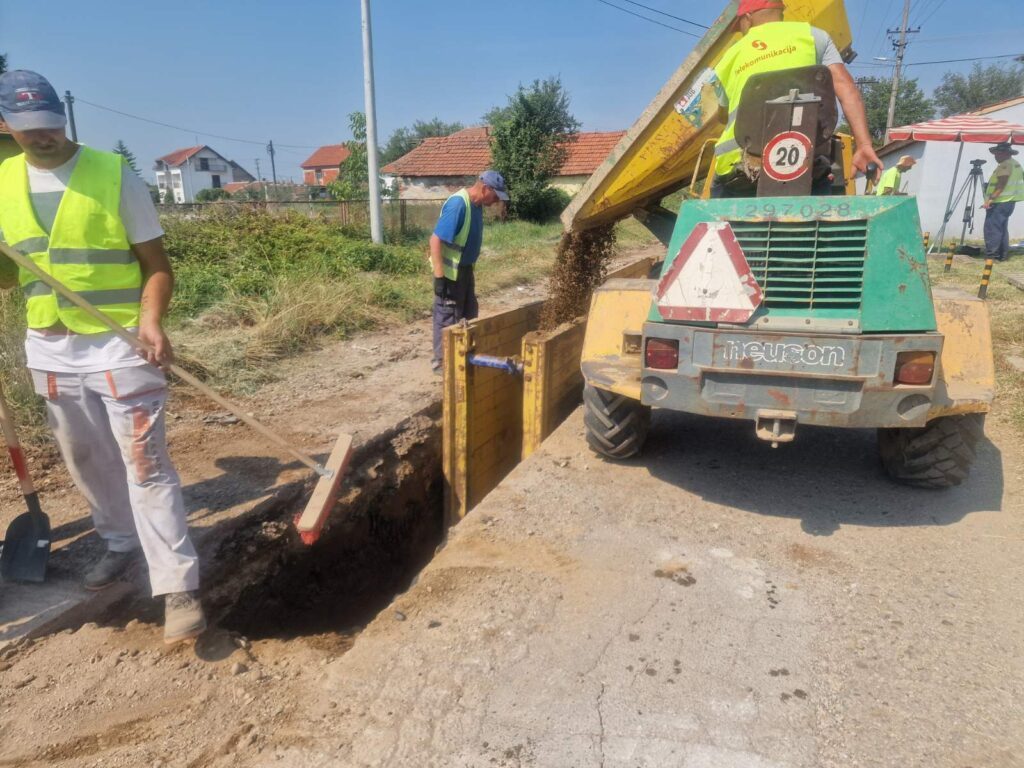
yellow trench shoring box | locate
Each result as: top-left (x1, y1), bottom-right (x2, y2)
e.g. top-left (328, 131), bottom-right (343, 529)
top-left (442, 257), bottom-right (654, 525)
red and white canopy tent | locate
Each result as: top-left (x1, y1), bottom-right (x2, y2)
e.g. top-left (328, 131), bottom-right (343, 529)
top-left (888, 115), bottom-right (1024, 256)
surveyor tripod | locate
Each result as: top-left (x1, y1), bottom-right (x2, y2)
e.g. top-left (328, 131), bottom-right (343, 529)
top-left (938, 159), bottom-right (986, 272)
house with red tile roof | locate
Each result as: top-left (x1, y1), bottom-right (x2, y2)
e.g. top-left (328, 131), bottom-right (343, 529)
top-left (300, 144), bottom-right (352, 186)
top-left (380, 127), bottom-right (625, 199)
top-left (153, 145), bottom-right (253, 203)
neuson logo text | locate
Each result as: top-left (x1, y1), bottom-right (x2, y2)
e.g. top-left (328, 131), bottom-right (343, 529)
top-left (723, 340), bottom-right (847, 368)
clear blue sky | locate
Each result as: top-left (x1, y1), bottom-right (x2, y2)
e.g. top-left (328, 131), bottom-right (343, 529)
top-left (3, 1), bottom-right (1020, 182)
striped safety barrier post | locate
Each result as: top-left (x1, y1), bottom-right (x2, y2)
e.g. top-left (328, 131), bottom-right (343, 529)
top-left (978, 258), bottom-right (995, 299)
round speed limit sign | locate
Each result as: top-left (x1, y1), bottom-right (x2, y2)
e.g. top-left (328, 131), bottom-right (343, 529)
top-left (762, 131), bottom-right (813, 182)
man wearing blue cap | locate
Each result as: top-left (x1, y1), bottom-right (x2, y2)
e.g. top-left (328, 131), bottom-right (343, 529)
top-left (429, 170), bottom-right (508, 373)
top-left (0, 71), bottom-right (204, 643)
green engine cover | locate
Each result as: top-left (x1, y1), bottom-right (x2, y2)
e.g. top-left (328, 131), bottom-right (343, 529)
top-left (649, 196), bottom-right (936, 333)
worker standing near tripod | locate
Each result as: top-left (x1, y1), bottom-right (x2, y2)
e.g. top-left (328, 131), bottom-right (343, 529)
top-left (981, 142), bottom-right (1024, 262)
top-left (0, 71), bottom-right (205, 643)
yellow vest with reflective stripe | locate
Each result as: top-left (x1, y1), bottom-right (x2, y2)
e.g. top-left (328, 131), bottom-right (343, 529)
top-left (440, 188), bottom-right (474, 281)
top-left (987, 159), bottom-right (1024, 203)
top-left (875, 166), bottom-right (903, 195)
top-left (0, 147), bottom-right (142, 333)
top-left (713, 21), bottom-right (819, 176)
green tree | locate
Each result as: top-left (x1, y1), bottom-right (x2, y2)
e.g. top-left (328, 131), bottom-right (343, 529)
top-left (112, 139), bottom-right (140, 174)
top-left (380, 118), bottom-right (464, 164)
top-left (932, 62), bottom-right (1024, 117)
top-left (487, 77), bottom-right (580, 222)
top-left (195, 187), bottom-right (230, 202)
top-left (840, 77), bottom-right (933, 145)
top-left (0, 53), bottom-right (7, 75)
top-left (326, 112), bottom-right (393, 199)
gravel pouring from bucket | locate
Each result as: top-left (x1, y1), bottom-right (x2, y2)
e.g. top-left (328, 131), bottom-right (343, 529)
top-left (0, 241), bottom-right (351, 546)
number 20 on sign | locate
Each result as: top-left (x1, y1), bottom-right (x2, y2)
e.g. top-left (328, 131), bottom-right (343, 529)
top-left (762, 131), bottom-right (812, 182)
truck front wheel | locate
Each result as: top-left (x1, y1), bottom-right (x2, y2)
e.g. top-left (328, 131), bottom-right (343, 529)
top-left (583, 385), bottom-right (651, 460)
top-left (877, 414), bottom-right (985, 489)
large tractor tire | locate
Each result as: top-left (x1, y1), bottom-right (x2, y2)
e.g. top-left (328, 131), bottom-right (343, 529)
top-left (877, 414), bottom-right (985, 489)
top-left (583, 385), bottom-right (651, 460)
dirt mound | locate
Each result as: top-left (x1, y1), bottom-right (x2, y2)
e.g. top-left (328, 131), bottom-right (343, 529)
top-left (540, 224), bottom-right (616, 329)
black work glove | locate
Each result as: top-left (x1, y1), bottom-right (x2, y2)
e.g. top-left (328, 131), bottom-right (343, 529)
top-left (434, 276), bottom-right (455, 300)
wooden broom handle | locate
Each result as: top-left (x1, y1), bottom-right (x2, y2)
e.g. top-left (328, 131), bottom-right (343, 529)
top-left (0, 241), bottom-right (330, 477)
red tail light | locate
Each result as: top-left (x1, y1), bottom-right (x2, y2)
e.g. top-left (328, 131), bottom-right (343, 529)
top-left (894, 351), bottom-right (935, 385)
top-left (645, 338), bottom-right (679, 370)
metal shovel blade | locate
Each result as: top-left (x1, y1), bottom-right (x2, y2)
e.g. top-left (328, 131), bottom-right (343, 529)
top-left (0, 492), bottom-right (51, 583)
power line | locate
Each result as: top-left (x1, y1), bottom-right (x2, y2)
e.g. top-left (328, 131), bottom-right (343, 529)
top-left (855, 0), bottom-right (873, 48)
top-left (906, 52), bottom-right (1024, 67)
top-left (74, 97), bottom-right (319, 150)
top-left (592, 0), bottom-right (700, 37)
top-left (615, 0), bottom-right (708, 29)
top-left (918, 0), bottom-right (948, 27)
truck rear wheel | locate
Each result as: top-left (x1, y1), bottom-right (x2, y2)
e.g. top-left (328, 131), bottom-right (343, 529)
top-left (583, 385), bottom-right (651, 460)
top-left (877, 414), bottom-right (985, 489)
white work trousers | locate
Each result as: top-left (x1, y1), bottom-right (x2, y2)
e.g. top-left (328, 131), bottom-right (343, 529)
top-left (30, 364), bottom-right (198, 596)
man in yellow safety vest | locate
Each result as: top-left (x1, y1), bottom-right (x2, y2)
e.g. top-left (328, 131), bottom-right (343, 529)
top-left (429, 170), bottom-right (508, 373)
top-left (0, 71), bottom-right (204, 644)
top-left (703, 0), bottom-right (882, 197)
top-left (875, 155), bottom-right (916, 196)
top-left (981, 142), bottom-right (1024, 262)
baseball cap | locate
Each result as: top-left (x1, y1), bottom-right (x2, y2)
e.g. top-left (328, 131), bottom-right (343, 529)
top-left (897, 155), bottom-right (917, 166)
top-left (737, 0), bottom-right (785, 17)
top-left (479, 170), bottom-right (509, 201)
top-left (0, 70), bottom-right (67, 131)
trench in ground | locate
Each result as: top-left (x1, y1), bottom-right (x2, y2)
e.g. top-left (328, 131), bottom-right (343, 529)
top-left (213, 405), bottom-right (445, 645)
top-left (93, 404), bottom-right (448, 650)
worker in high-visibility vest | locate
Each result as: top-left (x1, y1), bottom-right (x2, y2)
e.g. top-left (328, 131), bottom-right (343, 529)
top-left (429, 170), bottom-right (508, 373)
top-left (0, 71), bottom-right (204, 644)
top-left (875, 155), bottom-right (917, 196)
top-left (681, 0), bottom-right (882, 197)
top-left (981, 142), bottom-right (1024, 262)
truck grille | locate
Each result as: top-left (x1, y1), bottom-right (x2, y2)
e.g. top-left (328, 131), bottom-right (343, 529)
top-left (728, 219), bottom-right (868, 310)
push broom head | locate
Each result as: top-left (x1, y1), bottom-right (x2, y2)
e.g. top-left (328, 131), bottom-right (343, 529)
top-left (293, 433), bottom-right (354, 545)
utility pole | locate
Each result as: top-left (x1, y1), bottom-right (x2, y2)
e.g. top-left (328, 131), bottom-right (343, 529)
top-left (360, 0), bottom-right (384, 244)
top-left (266, 140), bottom-right (278, 194)
top-left (63, 90), bottom-right (78, 142)
top-left (254, 158), bottom-right (268, 201)
top-left (883, 0), bottom-right (919, 144)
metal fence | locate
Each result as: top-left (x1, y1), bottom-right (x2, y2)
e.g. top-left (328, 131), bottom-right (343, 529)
top-left (154, 198), bottom-right (503, 237)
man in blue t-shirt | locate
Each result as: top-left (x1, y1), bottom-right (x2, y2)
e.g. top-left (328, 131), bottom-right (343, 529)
top-left (430, 169), bottom-right (508, 372)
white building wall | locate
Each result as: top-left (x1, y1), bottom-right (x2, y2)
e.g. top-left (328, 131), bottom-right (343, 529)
top-left (154, 148), bottom-right (233, 202)
top-left (870, 103), bottom-right (1024, 243)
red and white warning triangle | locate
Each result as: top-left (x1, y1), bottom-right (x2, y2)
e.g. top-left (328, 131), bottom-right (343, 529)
top-left (655, 221), bottom-right (762, 323)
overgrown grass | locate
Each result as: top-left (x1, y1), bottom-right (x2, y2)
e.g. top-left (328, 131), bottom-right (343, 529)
top-left (0, 209), bottom-right (653, 438)
top-left (167, 211), bottom-right (570, 391)
top-left (930, 255), bottom-right (1024, 434)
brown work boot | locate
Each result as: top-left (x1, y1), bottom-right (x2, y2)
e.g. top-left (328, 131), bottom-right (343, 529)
top-left (164, 591), bottom-right (207, 644)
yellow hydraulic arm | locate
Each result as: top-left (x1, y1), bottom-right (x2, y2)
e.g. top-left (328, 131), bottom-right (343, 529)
top-left (561, 0), bottom-right (854, 231)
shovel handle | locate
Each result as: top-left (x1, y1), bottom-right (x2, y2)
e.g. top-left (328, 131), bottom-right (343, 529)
top-left (0, 241), bottom-right (327, 476)
top-left (0, 383), bottom-right (36, 497)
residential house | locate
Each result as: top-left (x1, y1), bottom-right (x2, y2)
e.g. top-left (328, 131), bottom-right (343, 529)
top-left (153, 145), bottom-right (253, 203)
top-left (0, 120), bottom-right (19, 163)
top-left (300, 144), bottom-right (352, 187)
top-left (380, 127), bottom-right (626, 200)
top-left (863, 96), bottom-right (1024, 240)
